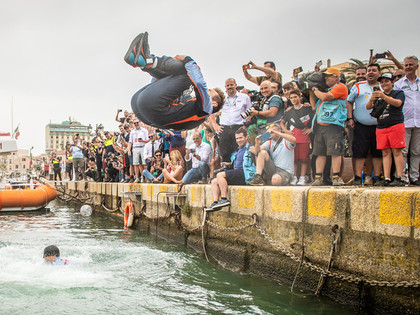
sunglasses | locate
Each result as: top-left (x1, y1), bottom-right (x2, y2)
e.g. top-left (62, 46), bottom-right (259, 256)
top-left (149, 135), bottom-right (153, 138)
top-left (192, 137), bottom-right (200, 140)
top-left (395, 75), bottom-right (403, 78)
top-left (155, 154), bottom-right (162, 157)
top-left (134, 122), bottom-right (139, 124)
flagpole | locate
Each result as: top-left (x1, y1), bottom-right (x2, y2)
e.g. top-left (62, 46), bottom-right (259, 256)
top-left (11, 97), bottom-right (14, 138)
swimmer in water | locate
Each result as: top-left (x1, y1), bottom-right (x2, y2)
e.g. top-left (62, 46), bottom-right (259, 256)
top-left (43, 245), bottom-right (70, 265)
top-left (125, 32), bottom-right (225, 130)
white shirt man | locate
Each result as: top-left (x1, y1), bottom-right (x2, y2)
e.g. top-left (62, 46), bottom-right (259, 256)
top-left (182, 132), bottom-right (211, 184)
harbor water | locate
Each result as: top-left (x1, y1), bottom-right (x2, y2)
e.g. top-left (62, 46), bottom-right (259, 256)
top-left (0, 201), bottom-right (354, 314)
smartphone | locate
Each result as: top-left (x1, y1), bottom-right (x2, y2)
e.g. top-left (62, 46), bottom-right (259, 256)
top-left (190, 148), bottom-right (195, 153)
top-left (376, 53), bottom-right (386, 59)
top-left (259, 132), bottom-right (271, 142)
top-left (373, 86), bottom-right (380, 91)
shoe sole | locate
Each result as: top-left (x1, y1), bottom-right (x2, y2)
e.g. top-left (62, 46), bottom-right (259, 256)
top-left (204, 202), bottom-right (230, 212)
top-left (135, 31), bottom-right (151, 66)
top-left (124, 33), bottom-right (144, 65)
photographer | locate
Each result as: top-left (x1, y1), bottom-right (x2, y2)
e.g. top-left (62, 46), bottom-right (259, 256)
top-left (242, 61), bottom-right (282, 86)
top-left (182, 132), bottom-right (211, 184)
top-left (248, 80), bottom-right (285, 124)
top-left (210, 78), bottom-right (252, 163)
top-left (247, 123), bottom-right (296, 186)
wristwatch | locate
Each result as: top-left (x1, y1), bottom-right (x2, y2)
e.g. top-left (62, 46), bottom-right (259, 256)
top-left (312, 87), bottom-right (319, 91)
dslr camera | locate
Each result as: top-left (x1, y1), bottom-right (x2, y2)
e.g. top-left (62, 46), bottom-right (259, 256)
top-left (240, 106), bottom-right (255, 120)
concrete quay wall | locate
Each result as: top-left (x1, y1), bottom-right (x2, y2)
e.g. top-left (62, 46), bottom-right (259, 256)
top-left (62, 181), bottom-right (420, 313)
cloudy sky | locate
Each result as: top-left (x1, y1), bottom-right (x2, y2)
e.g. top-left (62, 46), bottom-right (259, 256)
top-left (0, 0), bottom-right (419, 155)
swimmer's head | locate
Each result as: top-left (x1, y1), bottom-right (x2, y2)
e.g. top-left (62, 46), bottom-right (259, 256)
top-left (43, 245), bottom-right (60, 262)
top-left (209, 88), bottom-right (225, 113)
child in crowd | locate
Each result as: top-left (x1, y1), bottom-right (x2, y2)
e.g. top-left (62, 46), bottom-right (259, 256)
top-left (43, 245), bottom-right (70, 265)
top-left (280, 89), bottom-right (314, 185)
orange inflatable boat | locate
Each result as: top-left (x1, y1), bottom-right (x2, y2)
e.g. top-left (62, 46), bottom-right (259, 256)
top-left (0, 181), bottom-right (57, 211)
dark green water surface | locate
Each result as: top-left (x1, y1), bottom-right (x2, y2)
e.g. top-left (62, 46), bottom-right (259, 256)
top-left (0, 201), bottom-right (354, 314)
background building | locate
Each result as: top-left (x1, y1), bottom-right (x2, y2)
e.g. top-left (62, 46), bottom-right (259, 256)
top-left (45, 118), bottom-right (93, 151)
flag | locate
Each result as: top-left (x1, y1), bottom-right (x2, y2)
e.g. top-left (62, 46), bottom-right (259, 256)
top-left (30, 152), bottom-right (33, 166)
top-left (14, 125), bottom-right (20, 139)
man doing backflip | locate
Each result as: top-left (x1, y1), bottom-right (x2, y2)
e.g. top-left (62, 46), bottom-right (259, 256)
top-left (124, 32), bottom-right (225, 130)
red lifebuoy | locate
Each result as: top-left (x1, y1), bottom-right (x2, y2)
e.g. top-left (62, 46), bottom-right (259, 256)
top-left (124, 201), bottom-right (134, 229)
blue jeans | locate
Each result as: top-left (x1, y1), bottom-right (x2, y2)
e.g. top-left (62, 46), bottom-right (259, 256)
top-left (182, 161), bottom-right (210, 184)
top-left (143, 169), bottom-right (163, 182)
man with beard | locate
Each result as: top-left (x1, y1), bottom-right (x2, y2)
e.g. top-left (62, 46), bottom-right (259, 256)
top-left (355, 66), bottom-right (367, 82)
top-left (211, 78), bottom-right (252, 163)
top-left (346, 64), bottom-right (383, 185)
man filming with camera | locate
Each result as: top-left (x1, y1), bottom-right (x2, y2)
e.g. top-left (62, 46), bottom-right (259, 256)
top-left (247, 80), bottom-right (285, 125)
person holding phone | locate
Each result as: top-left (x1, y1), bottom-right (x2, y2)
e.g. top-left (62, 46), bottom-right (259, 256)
top-left (247, 123), bottom-right (296, 186)
top-left (127, 119), bottom-right (149, 182)
top-left (367, 73), bottom-right (406, 186)
top-left (182, 132), bottom-right (211, 184)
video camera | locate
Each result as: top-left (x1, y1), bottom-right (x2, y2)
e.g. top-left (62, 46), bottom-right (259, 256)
top-left (298, 71), bottom-right (346, 93)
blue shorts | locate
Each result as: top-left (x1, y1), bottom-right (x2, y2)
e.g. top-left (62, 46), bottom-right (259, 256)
top-left (225, 168), bottom-right (245, 185)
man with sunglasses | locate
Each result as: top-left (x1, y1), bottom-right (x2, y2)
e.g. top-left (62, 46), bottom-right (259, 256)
top-left (143, 132), bottom-right (161, 172)
top-left (182, 132), bottom-right (211, 184)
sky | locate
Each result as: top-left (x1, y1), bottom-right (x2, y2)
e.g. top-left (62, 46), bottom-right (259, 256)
top-left (0, 0), bottom-right (419, 155)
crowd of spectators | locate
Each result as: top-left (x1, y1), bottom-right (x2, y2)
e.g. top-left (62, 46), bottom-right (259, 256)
top-left (50, 52), bottom-right (420, 209)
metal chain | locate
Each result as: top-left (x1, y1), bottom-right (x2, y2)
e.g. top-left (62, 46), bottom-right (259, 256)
top-left (205, 214), bottom-right (257, 232)
top-left (254, 223), bottom-right (420, 288)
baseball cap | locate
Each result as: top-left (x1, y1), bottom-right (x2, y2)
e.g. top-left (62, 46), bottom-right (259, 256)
top-left (377, 73), bottom-right (394, 81)
top-left (324, 67), bottom-right (341, 76)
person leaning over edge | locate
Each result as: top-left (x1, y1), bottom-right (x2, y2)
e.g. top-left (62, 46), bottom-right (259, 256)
top-left (208, 128), bottom-right (256, 211)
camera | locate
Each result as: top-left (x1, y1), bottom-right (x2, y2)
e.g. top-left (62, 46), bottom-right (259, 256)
top-left (248, 90), bottom-right (263, 104)
top-left (376, 53), bottom-right (386, 59)
top-left (240, 106), bottom-right (255, 120)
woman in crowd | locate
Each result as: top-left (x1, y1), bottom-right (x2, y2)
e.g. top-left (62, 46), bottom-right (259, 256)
top-left (161, 149), bottom-right (184, 184)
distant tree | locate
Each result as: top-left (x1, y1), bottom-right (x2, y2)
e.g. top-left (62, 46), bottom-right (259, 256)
top-left (342, 58), bottom-right (396, 88)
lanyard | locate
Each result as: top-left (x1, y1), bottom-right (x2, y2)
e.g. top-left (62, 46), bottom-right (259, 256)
top-left (406, 79), bottom-right (419, 91)
top-left (227, 95), bottom-right (238, 106)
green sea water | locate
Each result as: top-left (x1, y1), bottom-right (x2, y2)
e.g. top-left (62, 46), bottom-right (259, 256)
top-left (0, 201), bottom-right (354, 314)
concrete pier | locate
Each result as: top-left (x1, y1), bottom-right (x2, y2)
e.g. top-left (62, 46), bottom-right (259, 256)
top-left (58, 181), bottom-right (420, 314)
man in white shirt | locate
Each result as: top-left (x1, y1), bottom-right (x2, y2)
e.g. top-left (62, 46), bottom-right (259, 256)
top-left (127, 119), bottom-right (149, 182)
top-left (394, 55), bottom-right (420, 185)
top-left (143, 132), bottom-right (161, 171)
top-left (182, 132), bottom-right (211, 184)
top-left (210, 78), bottom-right (252, 162)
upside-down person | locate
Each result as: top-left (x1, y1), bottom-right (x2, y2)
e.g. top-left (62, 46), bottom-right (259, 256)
top-left (124, 32), bottom-right (225, 130)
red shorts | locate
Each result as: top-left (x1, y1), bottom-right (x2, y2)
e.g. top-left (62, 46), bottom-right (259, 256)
top-left (294, 143), bottom-right (310, 162)
top-left (376, 123), bottom-right (405, 149)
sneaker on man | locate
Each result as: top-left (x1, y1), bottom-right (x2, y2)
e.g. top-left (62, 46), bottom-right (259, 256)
top-left (345, 177), bottom-right (354, 186)
top-left (296, 177), bottom-right (305, 186)
top-left (304, 175), bottom-right (311, 184)
top-left (332, 175), bottom-right (344, 186)
top-left (247, 174), bottom-right (264, 186)
top-left (311, 176), bottom-right (323, 186)
top-left (135, 31), bottom-right (154, 68)
top-left (353, 175), bottom-right (363, 186)
top-left (216, 199), bottom-right (231, 208)
top-left (290, 176), bottom-right (298, 186)
top-left (389, 177), bottom-right (405, 187)
top-left (124, 32), bottom-right (144, 66)
top-left (205, 201), bottom-right (223, 212)
top-left (364, 175), bottom-right (373, 186)
top-left (373, 176), bottom-right (383, 186)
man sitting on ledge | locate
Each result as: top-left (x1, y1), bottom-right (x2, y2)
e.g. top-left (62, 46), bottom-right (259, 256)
top-left (247, 123), bottom-right (296, 186)
top-left (207, 128), bottom-right (256, 211)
